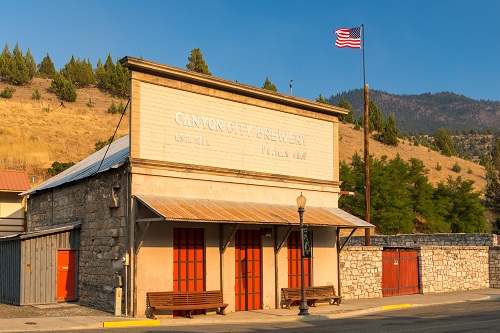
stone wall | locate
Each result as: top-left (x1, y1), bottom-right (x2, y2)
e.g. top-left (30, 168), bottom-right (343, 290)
top-left (418, 246), bottom-right (489, 293)
top-left (344, 234), bottom-right (498, 247)
top-left (489, 247), bottom-right (500, 288)
top-left (27, 167), bottom-right (129, 311)
top-left (340, 246), bottom-right (383, 300)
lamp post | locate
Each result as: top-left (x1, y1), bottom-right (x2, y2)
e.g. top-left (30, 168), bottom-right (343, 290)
top-left (296, 192), bottom-right (309, 316)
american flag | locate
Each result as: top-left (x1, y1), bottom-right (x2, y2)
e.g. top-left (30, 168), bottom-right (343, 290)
top-left (333, 27), bottom-right (361, 49)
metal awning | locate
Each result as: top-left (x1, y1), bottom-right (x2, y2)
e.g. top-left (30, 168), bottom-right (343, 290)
top-left (134, 195), bottom-right (374, 228)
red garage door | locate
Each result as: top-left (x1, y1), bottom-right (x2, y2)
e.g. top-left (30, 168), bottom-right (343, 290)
top-left (235, 230), bottom-right (261, 311)
top-left (382, 248), bottom-right (419, 297)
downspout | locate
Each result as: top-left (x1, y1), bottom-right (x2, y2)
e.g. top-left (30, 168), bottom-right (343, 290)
top-left (127, 169), bottom-right (136, 317)
top-left (336, 228), bottom-right (342, 298)
top-left (274, 225), bottom-right (279, 309)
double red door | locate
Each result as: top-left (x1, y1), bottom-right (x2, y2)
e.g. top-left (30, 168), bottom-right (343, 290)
top-left (382, 248), bottom-right (419, 297)
top-left (235, 230), bottom-right (261, 311)
top-left (57, 250), bottom-right (77, 301)
top-left (287, 231), bottom-right (310, 288)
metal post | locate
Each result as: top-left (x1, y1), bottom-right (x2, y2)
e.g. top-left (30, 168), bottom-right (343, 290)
top-left (298, 207), bottom-right (309, 315)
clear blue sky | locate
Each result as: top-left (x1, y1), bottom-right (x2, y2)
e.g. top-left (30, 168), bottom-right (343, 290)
top-left (2, 0), bottom-right (500, 102)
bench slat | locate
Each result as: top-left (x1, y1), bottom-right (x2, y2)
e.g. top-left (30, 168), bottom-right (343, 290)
top-left (281, 285), bottom-right (342, 309)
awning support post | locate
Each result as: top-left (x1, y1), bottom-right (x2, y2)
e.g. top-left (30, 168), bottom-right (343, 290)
top-left (275, 225), bottom-right (293, 253)
top-left (221, 223), bottom-right (239, 254)
top-left (339, 228), bottom-right (357, 253)
top-left (135, 221), bottom-right (151, 255)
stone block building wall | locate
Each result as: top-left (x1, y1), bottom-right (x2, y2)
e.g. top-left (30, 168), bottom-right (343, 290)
top-left (418, 246), bottom-right (489, 293)
top-left (489, 247), bottom-right (500, 288)
top-left (340, 246), bottom-right (383, 300)
top-left (343, 234), bottom-right (498, 247)
top-left (27, 168), bottom-right (129, 311)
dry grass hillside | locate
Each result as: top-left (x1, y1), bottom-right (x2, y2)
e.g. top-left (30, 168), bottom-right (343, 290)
top-left (0, 79), bottom-right (129, 183)
top-left (0, 78), bottom-right (486, 193)
top-left (339, 124), bottom-right (486, 192)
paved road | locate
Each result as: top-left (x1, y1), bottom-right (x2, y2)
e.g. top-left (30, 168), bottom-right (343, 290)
top-left (75, 298), bottom-right (500, 333)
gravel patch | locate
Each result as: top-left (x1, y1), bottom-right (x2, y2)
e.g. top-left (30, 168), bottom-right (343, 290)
top-left (0, 302), bottom-right (113, 319)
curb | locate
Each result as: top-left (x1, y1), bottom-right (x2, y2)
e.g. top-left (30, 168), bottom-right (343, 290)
top-left (103, 319), bottom-right (160, 328)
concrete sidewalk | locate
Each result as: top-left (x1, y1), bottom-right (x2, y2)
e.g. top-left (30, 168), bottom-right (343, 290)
top-left (1, 288), bottom-right (500, 332)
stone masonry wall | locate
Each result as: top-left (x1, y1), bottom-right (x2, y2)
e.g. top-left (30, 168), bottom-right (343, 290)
top-left (27, 167), bottom-right (129, 311)
top-left (343, 234), bottom-right (498, 247)
top-left (489, 247), bottom-right (500, 288)
top-left (340, 246), bottom-right (383, 300)
top-left (418, 246), bottom-right (489, 293)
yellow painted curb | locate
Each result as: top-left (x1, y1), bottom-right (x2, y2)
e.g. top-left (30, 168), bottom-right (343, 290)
top-left (382, 304), bottom-right (412, 311)
top-left (103, 319), bottom-right (160, 328)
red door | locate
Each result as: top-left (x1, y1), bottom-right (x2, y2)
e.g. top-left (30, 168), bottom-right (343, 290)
top-left (173, 228), bottom-right (205, 316)
top-left (57, 250), bottom-right (77, 301)
top-left (173, 228), bottom-right (205, 292)
top-left (235, 230), bottom-right (261, 311)
top-left (382, 248), bottom-right (419, 297)
top-left (287, 231), bottom-right (311, 288)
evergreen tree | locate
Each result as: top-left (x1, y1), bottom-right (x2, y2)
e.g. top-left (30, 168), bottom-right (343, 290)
top-left (9, 43), bottom-right (30, 85)
top-left (434, 128), bottom-right (457, 156)
top-left (316, 93), bottom-right (329, 104)
top-left (37, 53), bottom-right (57, 79)
top-left (51, 72), bottom-right (77, 102)
top-left (377, 114), bottom-right (399, 146)
top-left (61, 56), bottom-right (94, 88)
top-left (491, 137), bottom-right (500, 172)
top-left (262, 76), bottom-right (277, 92)
top-left (485, 161), bottom-right (500, 209)
top-left (186, 48), bottom-right (212, 75)
top-left (95, 58), bottom-right (107, 89)
top-left (337, 96), bottom-right (355, 123)
top-left (24, 47), bottom-right (37, 80)
top-left (108, 60), bottom-right (130, 97)
top-left (433, 177), bottom-right (487, 233)
top-left (369, 100), bottom-right (384, 132)
top-left (0, 43), bottom-right (12, 80)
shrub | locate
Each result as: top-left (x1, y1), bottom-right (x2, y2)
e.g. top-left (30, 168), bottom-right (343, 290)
top-left (51, 73), bottom-right (77, 102)
top-left (451, 162), bottom-right (462, 173)
top-left (0, 85), bottom-right (15, 98)
top-left (86, 98), bottom-right (94, 107)
top-left (435, 162), bottom-right (442, 171)
top-left (108, 100), bottom-right (118, 114)
top-left (31, 88), bottom-right (41, 100)
top-left (47, 161), bottom-right (75, 176)
top-left (467, 167), bottom-right (473, 174)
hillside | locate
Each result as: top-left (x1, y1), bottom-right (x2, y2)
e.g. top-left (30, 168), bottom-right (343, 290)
top-left (331, 89), bottom-right (500, 134)
top-left (0, 79), bottom-right (486, 193)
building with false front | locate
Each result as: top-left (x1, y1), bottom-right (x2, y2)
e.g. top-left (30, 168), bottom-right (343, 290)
top-left (18, 57), bottom-right (373, 316)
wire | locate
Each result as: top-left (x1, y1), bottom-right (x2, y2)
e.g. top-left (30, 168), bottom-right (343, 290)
top-left (94, 99), bottom-right (130, 175)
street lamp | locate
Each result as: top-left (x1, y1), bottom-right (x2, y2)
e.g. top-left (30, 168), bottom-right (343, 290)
top-left (296, 192), bottom-right (309, 316)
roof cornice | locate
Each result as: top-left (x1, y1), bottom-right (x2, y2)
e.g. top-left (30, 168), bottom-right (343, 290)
top-left (120, 56), bottom-right (348, 117)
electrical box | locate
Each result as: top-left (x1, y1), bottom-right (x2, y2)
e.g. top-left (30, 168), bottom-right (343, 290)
top-left (115, 287), bottom-right (122, 316)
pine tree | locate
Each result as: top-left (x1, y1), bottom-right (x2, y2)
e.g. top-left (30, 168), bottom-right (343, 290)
top-left (316, 93), bottom-right (329, 104)
top-left (95, 58), bottom-right (107, 89)
top-left (108, 60), bottom-right (129, 97)
top-left (262, 76), bottom-right (277, 92)
top-left (369, 100), bottom-right (384, 132)
top-left (24, 47), bottom-right (37, 80)
top-left (61, 56), bottom-right (95, 88)
top-left (0, 43), bottom-right (12, 80)
top-left (434, 128), bottom-right (457, 157)
top-left (377, 114), bottom-right (399, 146)
top-left (9, 43), bottom-right (30, 85)
top-left (491, 137), bottom-right (500, 172)
top-left (186, 48), bottom-right (212, 75)
top-left (337, 96), bottom-right (355, 123)
top-left (37, 53), bottom-right (57, 79)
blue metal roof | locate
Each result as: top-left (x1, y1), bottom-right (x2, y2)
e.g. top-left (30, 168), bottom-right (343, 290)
top-left (22, 135), bottom-right (129, 196)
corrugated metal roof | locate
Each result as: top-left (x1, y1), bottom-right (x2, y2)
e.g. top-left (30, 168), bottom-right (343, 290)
top-left (0, 221), bottom-right (81, 242)
top-left (135, 195), bottom-right (374, 228)
top-left (0, 170), bottom-right (31, 192)
top-left (21, 135), bottom-right (130, 196)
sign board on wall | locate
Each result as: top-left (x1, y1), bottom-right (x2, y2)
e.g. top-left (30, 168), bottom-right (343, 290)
top-left (138, 82), bottom-right (334, 181)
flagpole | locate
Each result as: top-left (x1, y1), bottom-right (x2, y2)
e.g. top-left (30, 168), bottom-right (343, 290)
top-left (361, 24), bottom-right (371, 246)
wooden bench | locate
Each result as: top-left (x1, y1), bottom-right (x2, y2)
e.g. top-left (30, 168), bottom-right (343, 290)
top-left (281, 285), bottom-right (342, 309)
top-left (147, 290), bottom-right (228, 319)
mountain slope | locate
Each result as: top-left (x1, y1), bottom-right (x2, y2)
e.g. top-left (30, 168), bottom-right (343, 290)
top-left (331, 90), bottom-right (500, 134)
